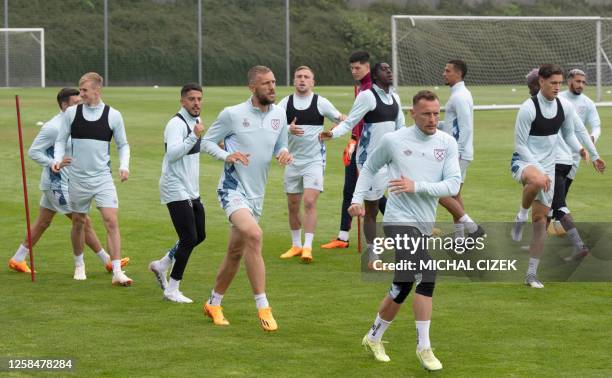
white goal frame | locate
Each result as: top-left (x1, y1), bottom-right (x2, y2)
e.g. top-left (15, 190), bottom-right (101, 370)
top-left (0, 28), bottom-right (45, 87)
top-left (391, 16), bottom-right (612, 110)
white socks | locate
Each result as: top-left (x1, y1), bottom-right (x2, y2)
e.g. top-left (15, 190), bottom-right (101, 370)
top-left (527, 257), bottom-right (540, 276)
top-left (303, 233), bottom-right (314, 249)
top-left (167, 278), bottom-right (180, 293)
top-left (291, 229), bottom-right (302, 247)
top-left (415, 320), bottom-right (431, 351)
top-left (111, 259), bottom-right (121, 274)
top-left (459, 214), bottom-right (478, 233)
top-left (567, 228), bottom-right (585, 251)
top-left (74, 253), bottom-right (84, 267)
top-left (254, 293), bottom-right (269, 309)
top-left (454, 223), bottom-right (465, 239)
top-left (338, 230), bottom-right (349, 242)
top-left (518, 207), bottom-right (530, 221)
top-left (13, 244), bottom-right (29, 262)
top-left (367, 313), bottom-right (391, 342)
top-left (209, 290), bottom-right (223, 306)
top-left (96, 249), bottom-right (111, 265)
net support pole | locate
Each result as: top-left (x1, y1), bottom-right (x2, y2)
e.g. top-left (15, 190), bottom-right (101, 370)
top-left (15, 95), bottom-right (36, 282)
top-left (596, 20), bottom-right (602, 102)
top-left (197, 0), bottom-right (202, 85)
top-left (4, 0), bottom-right (8, 87)
top-left (285, 0), bottom-right (290, 87)
top-left (391, 15), bottom-right (397, 88)
top-left (40, 28), bottom-right (45, 88)
top-left (104, 0), bottom-right (109, 85)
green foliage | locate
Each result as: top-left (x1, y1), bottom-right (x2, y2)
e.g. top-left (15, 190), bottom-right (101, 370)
top-left (3, 0), bottom-right (612, 85)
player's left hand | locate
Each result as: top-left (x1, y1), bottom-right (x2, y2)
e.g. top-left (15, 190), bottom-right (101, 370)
top-left (388, 175), bottom-right (415, 193)
top-left (593, 158), bottom-right (606, 173)
top-left (119, 169), bottom-right (129, 182)
top-left (276, 150), bottom-right (293, 166)
top-left (580, 148), bottom-right (589, 161)
top-left (319, 131), bottom-right (333, 141)
top-left (348, 203), bottom-right (365, 217)
top-left (289, 117), bottom-right (304, 136)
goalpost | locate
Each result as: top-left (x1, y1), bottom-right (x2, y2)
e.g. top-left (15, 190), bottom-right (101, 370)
top-left (0, 28), bottom-right (45, 87)
top-left (391, 16), bottom-right (612, 110)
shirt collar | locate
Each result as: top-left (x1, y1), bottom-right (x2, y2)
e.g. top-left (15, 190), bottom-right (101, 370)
top-left (537, 91), bottom-right (556, 104)
top-left (247, 97), bottom-right (272, 114)
top-left (372, 83), bottom-right (393, 96)
top-left (451, 81), bottom-right (465, 94)
top-left (179, 107), bottom-right (200, 123)
top-left (84, 101), bottom-right (105, 110)
top-left (359, 72), bottom-right (372, 87)
top-left (413, 124), bottom-right (433, 140)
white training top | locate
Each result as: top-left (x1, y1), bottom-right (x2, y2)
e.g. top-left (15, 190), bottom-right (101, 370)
top-left (353, 126), bottom-right (461, 235)
top-left (442, 81), bottom-right (474, 161)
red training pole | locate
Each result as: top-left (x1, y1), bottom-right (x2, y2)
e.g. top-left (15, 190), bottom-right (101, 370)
top-left (15, 95), bottom-right (36, 282)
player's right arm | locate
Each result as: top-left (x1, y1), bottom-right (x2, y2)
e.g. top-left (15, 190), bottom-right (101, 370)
top-left (329, 90), bottom-right (375, 139)
top-left (201, 108), bottom-right (249, 165)
top-left (587, 101), bottom-right (601, 143)
top-left (351, 136), bottom-right (392, 206)
top-left (514, 102), bottom-right (544, 172)
top-left (28, 122), bottom-right (56, 168)
top-left (165, 117), bottom-right (199, 163)
top-left (571, 111), bottom-right (599, 161)
top-left (52, 107), bottom-right (75, 172)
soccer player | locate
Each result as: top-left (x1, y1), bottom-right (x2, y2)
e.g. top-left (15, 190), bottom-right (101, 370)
top-left (277, 66), bottom-right (345, 263)
top-left (201, 65), bottom-right (292, 332)
top-left (53, 72), bottom-right (133, 286)
top-left (526, 68), bottom-right (540, 97)
top-left (509, 64), bottom-right (605, 288)
top-left (321, 62), bottom-right (404, 265)
top-left (350, 90), bottom-right (460, 370)
top-left (552, 68), bottom-right (603, 258)
top-left (321, 51), bottom-right (387, 249)
top-left (438, 59), bottom-right (485, 240)
top-left (9, 88), bottom-right (127, 278)
top-left (148, 83), bottom-right (207, 303)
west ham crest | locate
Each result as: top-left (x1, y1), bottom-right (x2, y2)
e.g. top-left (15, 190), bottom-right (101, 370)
top-left (403, 149), bottom-right (412, 156)
top-left (271, 119), bottom-right (280, 130)
top-left (434, 148), bottom-right (445, 161)
top-left (243, 118), bottom-right (250, 128)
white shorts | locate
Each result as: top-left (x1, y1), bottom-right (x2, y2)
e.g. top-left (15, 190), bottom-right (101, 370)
top-left (510, 158), bottom-right (554, 207)
top-left (360, 166), bottom-right (388, 201)
top-left (459, 159), bottom-right (471, 183)
top-left (69, 179), bottom-right (118, 214)
top-left (40, 189), bottom-right (71, 214)
top-left (284, 161), bottom-right (324, 193)
top-left (218, 189), bottom-right (263, 223)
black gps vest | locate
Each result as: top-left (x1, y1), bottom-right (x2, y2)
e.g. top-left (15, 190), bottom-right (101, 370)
top-left (70, 104), bottom-right (113, 142)
top-left (529, 96), bottom-right (565, 136)
top-left (363, 88), bottom-right (399, 124)
top-left (285, 94), bottom-right (324, 126)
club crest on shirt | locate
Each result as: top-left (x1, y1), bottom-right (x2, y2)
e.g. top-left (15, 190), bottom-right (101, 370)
top-left (403, 149), bottom-right (412, 156)
top-left (271, 119), bottom-right (281, 130)
top-left (434, 148), bottom-right (445, 161)
top-left (242, 118), bottom-right (250, 128)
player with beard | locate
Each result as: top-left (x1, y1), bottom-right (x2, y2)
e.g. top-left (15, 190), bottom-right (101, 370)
top-left (201, 66), bottom-right (292, 332)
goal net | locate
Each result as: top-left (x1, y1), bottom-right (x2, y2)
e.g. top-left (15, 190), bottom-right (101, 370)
top-left (0, 28), bottom-right (45, 87)
top-left (392, 16), bottom-right (612, 108)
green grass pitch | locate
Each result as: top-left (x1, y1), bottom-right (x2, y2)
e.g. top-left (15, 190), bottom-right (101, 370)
top-left (1, 85), bottom-right (611, 376)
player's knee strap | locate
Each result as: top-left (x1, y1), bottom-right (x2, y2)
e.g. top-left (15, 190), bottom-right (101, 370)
top-left (415, 281), bottom-right (435, 297)
top-left (389, 282), bottom-right (413, 304)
